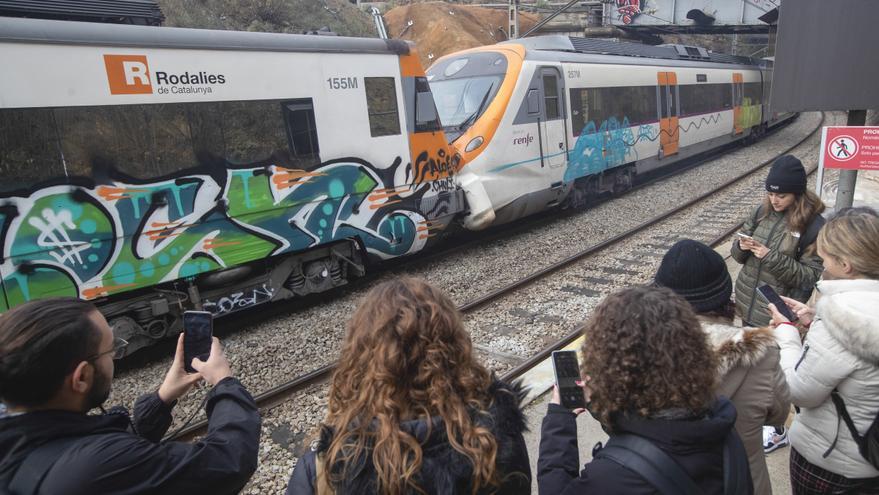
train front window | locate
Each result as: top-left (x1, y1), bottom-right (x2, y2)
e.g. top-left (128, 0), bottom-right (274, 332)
top-left (427, 51), bottom-right (508, 142)
top-left (430, 75), bottom-right (502, 131)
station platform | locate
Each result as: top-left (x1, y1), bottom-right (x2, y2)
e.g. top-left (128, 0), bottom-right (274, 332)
top-left (517, 169), bottom-right (879, 494)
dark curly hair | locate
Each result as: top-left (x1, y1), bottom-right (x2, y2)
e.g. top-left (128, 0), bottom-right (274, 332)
top-left (580, 286), bottom-right (718, 429)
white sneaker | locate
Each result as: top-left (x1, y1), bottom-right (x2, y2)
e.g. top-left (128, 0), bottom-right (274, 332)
top-left (763, 425), bottom-right (789, 453)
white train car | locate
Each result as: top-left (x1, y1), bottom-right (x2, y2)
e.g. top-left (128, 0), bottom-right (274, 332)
top-left (427, 36), bottom-right (789, 230)
top-left (0, 17), bottom-right (462, 352)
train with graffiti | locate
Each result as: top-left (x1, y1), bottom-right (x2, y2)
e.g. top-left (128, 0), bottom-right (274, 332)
top-left (0, 17), bottom-right (464, 353)
top-left (427, 36), bottom-right (793, 230)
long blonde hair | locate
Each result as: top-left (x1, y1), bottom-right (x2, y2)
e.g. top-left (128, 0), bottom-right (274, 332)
top-left (761, 189), bottom-right (825, 235)
top-left (818, 208), bottom-right (879, 279)
top-left (322, 277), bottom-right (498, 495)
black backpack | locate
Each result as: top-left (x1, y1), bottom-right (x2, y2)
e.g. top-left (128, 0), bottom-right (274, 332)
top-left (595, 430), bottom-right (752, 495)
top-left (826, 391), bottom-right (879, 468)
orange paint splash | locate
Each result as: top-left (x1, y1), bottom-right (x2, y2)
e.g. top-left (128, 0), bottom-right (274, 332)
top-left (147, 230), bottom-right (183, 241)
top-left (203, 239), bottom-right (241, 250)
top-left (370, 200), bottom-right (401, 210)
top-left (83, 283), bottom-right (137, 299)
top-left (96, 186), bottom-right (150, 201)
top-left (367, 191), bottom-right (404, 201)
top-left (271, 168), bottom-right (326, 190)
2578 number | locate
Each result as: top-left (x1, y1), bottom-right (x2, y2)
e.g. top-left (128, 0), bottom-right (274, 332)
top-left (327, 77), bottom-right (358, 90)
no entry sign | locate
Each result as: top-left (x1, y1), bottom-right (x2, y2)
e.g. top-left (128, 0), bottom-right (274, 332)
top-left (821, 126), bottom-right (879, 170)
top-left (815, 126), bottom-right (879, 197)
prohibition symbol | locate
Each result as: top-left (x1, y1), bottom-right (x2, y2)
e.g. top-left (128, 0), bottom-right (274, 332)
top-left (828, 135), bottom-right (859, 162)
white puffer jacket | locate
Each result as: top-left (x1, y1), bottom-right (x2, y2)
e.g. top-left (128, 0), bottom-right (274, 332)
top-left (774, 278), bottom-right (879, 479)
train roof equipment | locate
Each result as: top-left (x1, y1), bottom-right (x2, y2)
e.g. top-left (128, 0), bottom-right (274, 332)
top-left (0, 0), bottom-right (164, 26)
top-left (502, 35), bottom-right (768, 68)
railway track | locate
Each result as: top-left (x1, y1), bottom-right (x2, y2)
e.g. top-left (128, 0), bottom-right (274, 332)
top-left (169, 112), bottom-right (825, 442)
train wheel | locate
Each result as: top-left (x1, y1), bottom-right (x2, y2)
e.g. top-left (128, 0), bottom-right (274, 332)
top-left (612, 168), bottom-right (634, 195)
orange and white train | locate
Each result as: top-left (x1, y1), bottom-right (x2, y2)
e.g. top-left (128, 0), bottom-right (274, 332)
top-left (427, 35), bottom-right (793, 230)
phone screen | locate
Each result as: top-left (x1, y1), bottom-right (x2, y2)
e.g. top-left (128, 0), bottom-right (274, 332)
top-left (757, 285), bottom-right (798, 322)
top-left (183, 311), bottom-right (213, 373)
top-left (552, 351), bottom-right (587, 410)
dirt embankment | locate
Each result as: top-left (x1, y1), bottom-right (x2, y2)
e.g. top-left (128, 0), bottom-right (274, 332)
top-left (384, 2), bottom-right (539, 68)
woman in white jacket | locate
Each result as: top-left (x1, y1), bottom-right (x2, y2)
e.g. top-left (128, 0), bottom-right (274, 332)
top-left (769, 208), bottom-right (879, 494)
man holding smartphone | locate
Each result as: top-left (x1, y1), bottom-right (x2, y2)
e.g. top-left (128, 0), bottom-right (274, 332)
top-left (0, 298), bottom-right (261, 494)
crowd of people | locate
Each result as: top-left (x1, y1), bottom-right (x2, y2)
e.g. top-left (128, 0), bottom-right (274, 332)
top-left (1, 154), bottom-right (878, 494)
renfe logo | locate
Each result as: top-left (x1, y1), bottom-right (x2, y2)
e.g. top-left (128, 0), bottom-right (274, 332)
top-left (104, 55), bottom-right (153, 95)
top-left (512, 133), bottom-right (534, 147)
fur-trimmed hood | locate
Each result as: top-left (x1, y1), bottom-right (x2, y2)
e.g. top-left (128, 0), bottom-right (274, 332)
top-left (698, 316), bottom-right (778, 378)
top-left (303, 379), bottom-right (531, 495)
top-left (816, 278), bottom-right (879, 362)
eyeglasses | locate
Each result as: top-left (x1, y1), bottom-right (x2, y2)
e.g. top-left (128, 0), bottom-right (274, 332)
top-left (87, 337), bottom-right (129, 361)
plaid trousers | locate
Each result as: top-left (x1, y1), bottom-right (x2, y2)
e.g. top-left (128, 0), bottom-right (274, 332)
top-left (791, 447), bottom-right (879, 494)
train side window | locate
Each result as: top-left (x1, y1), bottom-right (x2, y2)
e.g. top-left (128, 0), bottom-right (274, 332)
top-left (744, 82), bottom-right (762, 105)
top-left (659, 85), bottom-right (668, 119)
top-left (0, 108), bottom-right (65, 192)
top-left (414, 77), bottom-right (441, 133)
top-left (569, 88), bottom-right (589, 135)
top-left (542, 74), bottom-right (560, 120)
top-left (54, 104), bottom-right (197, 180)
top-left (222, 100), bottom-right (289, 165)
top-left (365, 77), bottom-right (401, 137)
top-left (185, 102), bottom-right (226, 168)
top-left (589, 88), bottom-right (609, 124)
top-left (679, 84), bottom-right (732, 115)
top-left (282, 99), bottom-right (321, 169)
top-left (626, 86), bottom-right (657, 125)
top-left (526, 89), bottom-right (540, 114)
top-left (669, 85), bottom-right (678, 117)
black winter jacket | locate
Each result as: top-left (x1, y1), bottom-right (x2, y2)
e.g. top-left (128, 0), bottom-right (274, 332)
top-left (538, 397), bottom-right (752, 495)
top-left (0, 377), bottom-right (260, 495)
top-left (286, 380), bottom-right (531, 494)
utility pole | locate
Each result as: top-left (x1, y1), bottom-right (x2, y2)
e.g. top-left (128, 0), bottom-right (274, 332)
top-left (835, 109), bottom-right (867, 209)
top-left (508, 0), bottom-right (519, 39)
top-left (371, 7), bottom-right (388, 40)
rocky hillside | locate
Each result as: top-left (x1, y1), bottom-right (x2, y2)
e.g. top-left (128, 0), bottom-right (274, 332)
top-left (384, 1), bottom-right (539, 68)
top-left (158, 0), bottom-right (377, 37)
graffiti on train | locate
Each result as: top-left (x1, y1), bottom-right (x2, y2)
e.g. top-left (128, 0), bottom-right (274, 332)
top-left (565, 116), bottom-right (641, 182)
top-left (0, 154), bottom-right (453, 310)
top-left (413, 148), bottom-right (457, 193)
top-left (203, 283), bottom-right (275, 315)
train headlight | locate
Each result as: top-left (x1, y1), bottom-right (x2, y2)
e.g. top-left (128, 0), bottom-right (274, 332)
top-left (465, 136), bottom-right (484, 152)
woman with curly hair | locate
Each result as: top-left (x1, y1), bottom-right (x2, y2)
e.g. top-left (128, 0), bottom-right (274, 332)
top-left (655, 239), bottom-right (790, 495)
top-left (537, 286), bottom-right (752, 494)
top-left (286, 277), bottom-right (531, 495)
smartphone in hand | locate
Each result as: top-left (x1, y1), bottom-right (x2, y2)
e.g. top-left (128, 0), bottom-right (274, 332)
top-left (736, 232), bottom-right (754, 241)
top-left (183, 311), bottom-right (213, 373)
top-left (757, 285), bottom-right (798, 322)
top-left (552, 350), bottom-right (587, 410)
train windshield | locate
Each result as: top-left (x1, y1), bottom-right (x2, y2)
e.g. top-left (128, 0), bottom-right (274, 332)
top-left (427, 52), bottom-right (508, 142)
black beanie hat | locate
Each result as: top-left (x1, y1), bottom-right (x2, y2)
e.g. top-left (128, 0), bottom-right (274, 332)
top-left (765, 155), bottom-right (807, 194)
top-left (654, 239), bottom-right (732, 313)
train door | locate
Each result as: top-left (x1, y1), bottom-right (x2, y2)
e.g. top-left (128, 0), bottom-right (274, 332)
top-left (732, 72), bottom-right (744, 134)
top-left (658, 72), bottom-right (679, 157)
top-left (538, 67), bottom-right (567, 170)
